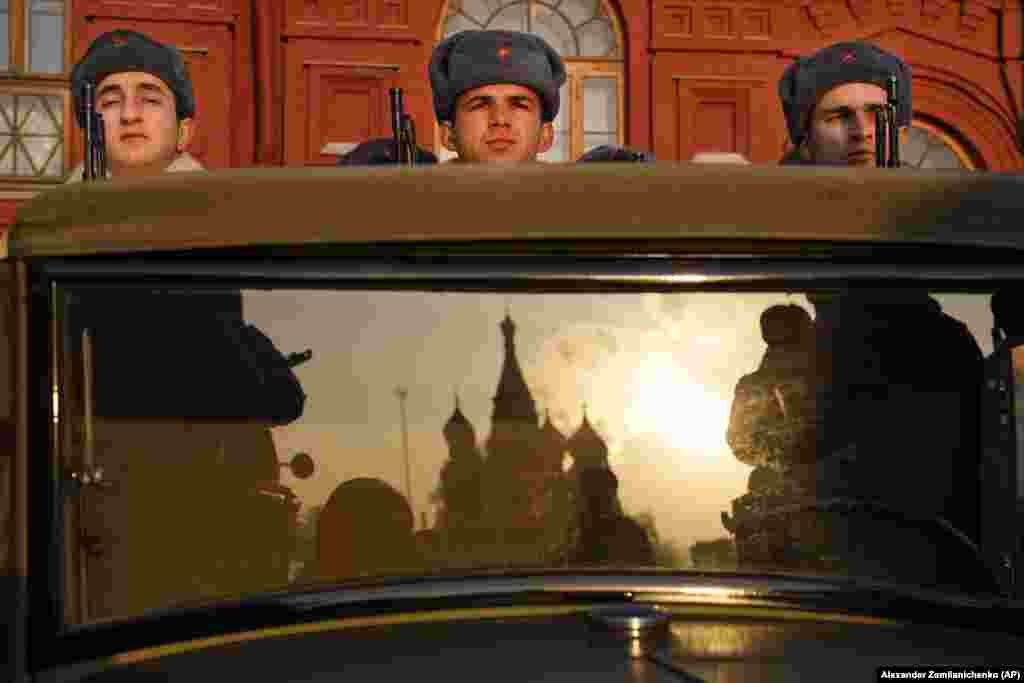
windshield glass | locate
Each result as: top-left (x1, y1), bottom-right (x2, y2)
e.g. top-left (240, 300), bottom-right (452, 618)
top-left (55, 284), bottom-right (1011, 625)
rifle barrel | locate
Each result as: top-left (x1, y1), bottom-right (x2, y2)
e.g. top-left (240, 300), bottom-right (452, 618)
top-left (886, 76), bottom-right (900, 167)
top-left (402, 114), bottom-right (417, 166)
top-left (390, 88), bottom-right (404, 163)
top-left (887, 104), bottom-right (900, 167)
top-left (82, 83), bottom-right (95, 181)
top-left (94, 112), bottom-right (107, 179)
top-left (875, 108), bottom-right (886, 168)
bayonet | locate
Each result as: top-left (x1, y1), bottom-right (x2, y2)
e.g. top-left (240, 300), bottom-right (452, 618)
top-left (875, 75), bottom-right (901, 168)
top-left (389, 87), bottom-right (418, 166)
top-left (81, 82), bottom-right (108, 181)
top-left (887, 75), bottom-right (900, 167)
top-left (82, 82), bottom-right (95, 181)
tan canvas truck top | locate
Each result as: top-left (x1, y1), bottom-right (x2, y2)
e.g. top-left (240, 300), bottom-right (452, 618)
top-left (7, 163), bottom-right (1024, 259)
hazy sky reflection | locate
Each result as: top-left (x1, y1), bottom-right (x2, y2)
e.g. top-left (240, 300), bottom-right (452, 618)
top-left (242, 290), bottom-right (992, 556)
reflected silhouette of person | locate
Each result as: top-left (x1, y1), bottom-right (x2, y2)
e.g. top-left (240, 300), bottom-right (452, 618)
top-left (725, 294), bottom-right (991, 592)
top-left (728, 297), bottom-right (982, 539)
top-left (316, 478), bottom-right (421, 580)
top-left (727, 304), bottom-right (818, 492)
top-left (809, 291), bottom-right (983, 540)
top-left (570, 467), bottom-right (653, 567)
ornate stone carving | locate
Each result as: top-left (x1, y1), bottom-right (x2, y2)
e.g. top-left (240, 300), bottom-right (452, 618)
top-left (294, 0), bottom-right (331, 28)
top-left (341, 0), bottom-right (368, 23)
top-left (377, 0), bottom-right (408, 27)
top-left (803, 0), bottom-right (843, 34)
top-left (921, 0), bottom-right (951, 23)
top-left (886, 0), bottom-right (911, 17)
top-left (740, 7), bottom-right (772, 39)
top-left (799, 0), bottom-right (998, 37)
top-left (660, 3), bottom-right (694, 37)
top-left (705, 7), bottom-right (735, 37)
top-left (846, 0), bottom-right (874, 23)
top-left (958, 0), bottom-right (988, 35)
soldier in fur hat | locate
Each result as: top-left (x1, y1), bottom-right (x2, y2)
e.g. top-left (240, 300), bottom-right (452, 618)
top-left (778, 41), bottom-right (911, 166)
top-left (340, 30), bottom-right (563, 165)
top-left (68, 29), bottom-right (201, 180)
top-left (431, 29), bottom-right (564, 163)
top-left (63, 31), bottom-right (310, 619)
top-left (339, 30), bottom-right (652, 165)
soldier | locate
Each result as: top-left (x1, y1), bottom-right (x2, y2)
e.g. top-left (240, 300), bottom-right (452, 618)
top-left (808, 292), bottom-right (983, 532)
top-left (725, 292), bottom-right (987, 587)
top-left (338, 30), bottom-right (652, 165)
top-left (726, 304), bottom-right (817, 485)
top-left (722, 49), bottom-right (987, 580)
top-left (772, 42), bottom-right (983, 542)
top-left (778, 41), bottom-right (911, 166)
top-left (430, 30), bottom-right (562, 164)
top-left (68, 29), bottom-right (202, 180)
top-left (63, 31), bottom-right (307, 620)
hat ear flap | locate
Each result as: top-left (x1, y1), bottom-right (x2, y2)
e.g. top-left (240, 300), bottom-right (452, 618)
top-left (548, 44), bottom-right (567, 87)
top-left (778, 61), bottom-right (805, 145)
top-left (778, 60), bottom-right (800, 107)
top-left (430, 33), bottom-right (461, 122)
top-left (543, 41), bottom-right (566, 121)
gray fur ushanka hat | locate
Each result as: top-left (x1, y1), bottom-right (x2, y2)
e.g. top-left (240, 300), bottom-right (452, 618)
top-left (429, 30), bottom-right (567, 123)
top-left (71, 29), bottom-right (195, 128)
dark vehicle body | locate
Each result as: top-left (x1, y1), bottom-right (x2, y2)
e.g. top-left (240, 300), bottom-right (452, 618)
top-left (3, 163), bottom-right (1024, 681)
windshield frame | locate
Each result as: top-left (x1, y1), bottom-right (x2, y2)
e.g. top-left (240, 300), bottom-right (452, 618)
top-left (24, 243), bottom-right (1024, 669)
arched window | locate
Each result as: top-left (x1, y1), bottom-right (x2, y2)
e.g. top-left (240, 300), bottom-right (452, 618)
top-left (437, 0), bottom-right (625, 162)
top-left (903, 119), bottom-right (979, 170)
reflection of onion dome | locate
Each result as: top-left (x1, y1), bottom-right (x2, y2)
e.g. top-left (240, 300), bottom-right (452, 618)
top-left (492, 313), bottom-right (538, 423)
top-left (443, 396), bottom-right (476, 448)
top-left (760, 304), bottom-right (813, 346)
top-left (568, 411), bottom-right (608, 468)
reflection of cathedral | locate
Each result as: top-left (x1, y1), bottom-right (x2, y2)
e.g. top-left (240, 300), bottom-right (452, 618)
top-left (435, 314), bottom-right (620, 537)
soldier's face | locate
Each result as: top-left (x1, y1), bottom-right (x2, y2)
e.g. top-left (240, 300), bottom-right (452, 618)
top-left (442, 84), bottom-right (554, 163)
top-left (803, 82), bottom-right (888, 167)
top-left (95, 71), bottom-right (195, 177)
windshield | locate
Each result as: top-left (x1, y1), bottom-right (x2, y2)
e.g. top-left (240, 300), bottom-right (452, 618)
top-left (54, 283), bottom-right (1012, 625)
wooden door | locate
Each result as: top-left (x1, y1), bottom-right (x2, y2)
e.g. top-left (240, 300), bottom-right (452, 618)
top-left (284, 59), bottom-right (402, 166)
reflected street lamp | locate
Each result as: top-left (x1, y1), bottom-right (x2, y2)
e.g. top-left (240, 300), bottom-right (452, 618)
top-left (396, 387), bottom-right (414, 527)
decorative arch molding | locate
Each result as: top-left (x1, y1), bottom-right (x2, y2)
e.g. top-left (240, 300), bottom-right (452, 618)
top-left (612, 0), bottom-right (652, 147)
top-left (913, 73), bottom-right (1021, 168)
top-left (795, 0), bottom-right (1007, 55)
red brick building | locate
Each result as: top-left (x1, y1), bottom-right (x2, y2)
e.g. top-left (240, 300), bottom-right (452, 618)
top-left (0, 0), bottom-right (1021, 226)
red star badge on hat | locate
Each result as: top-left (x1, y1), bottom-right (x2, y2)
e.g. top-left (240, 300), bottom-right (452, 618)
top-left (497, 47), bottom-right (510, 60)
top-left (840, 50), bottom-right (857, 64)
